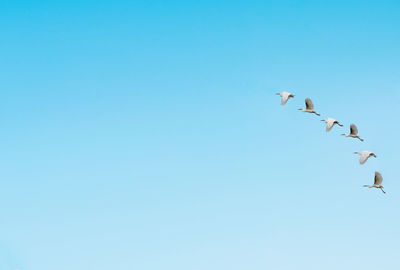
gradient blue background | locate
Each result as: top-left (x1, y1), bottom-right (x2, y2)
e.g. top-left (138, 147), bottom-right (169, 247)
top-left (1, 1), bottom-right (399, 269)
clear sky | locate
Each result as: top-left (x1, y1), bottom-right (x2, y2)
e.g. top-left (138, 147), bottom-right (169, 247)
top-left (1, 1), bottom-right (399, 269)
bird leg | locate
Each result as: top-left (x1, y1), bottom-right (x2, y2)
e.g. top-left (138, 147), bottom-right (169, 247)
top-left (358, 137), bottom-right (364, 142)
top-left (380, 188), bottom-right (386, 194)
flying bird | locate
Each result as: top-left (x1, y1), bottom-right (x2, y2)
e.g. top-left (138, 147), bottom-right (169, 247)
top-left (276, 91), bottom-right (295, 105)
top-left (354, 151), bottom-right (377, 165)
top-left (341, 124), bottom-right (364, 141)
top-left (298, 98), bottom-right (320, 116)
top-left (364, 171), bottom-right (386, 194)
top-left (321, 118), bottom-right (343, 132)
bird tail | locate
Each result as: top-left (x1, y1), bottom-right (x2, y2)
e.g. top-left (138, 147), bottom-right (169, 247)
top-left (363, 185), bottom-right (372, 188)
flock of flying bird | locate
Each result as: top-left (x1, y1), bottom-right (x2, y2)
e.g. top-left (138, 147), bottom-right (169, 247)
top-left (276, 91), bottom-right (386, 194)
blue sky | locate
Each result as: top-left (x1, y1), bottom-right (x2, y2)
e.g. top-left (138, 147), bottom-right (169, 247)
top-left (0, 0), bottom-right (399, 269)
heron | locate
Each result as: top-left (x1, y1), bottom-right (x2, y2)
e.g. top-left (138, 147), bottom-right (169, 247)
top-left (275, 91), bottom-right (295, 105)
top-left (321, 118), bottom-right (343, 132)
top-left (364, 171), bottom-right (386, 194)
top-left (354, 151), bottom-right (377, 165)
top-left (298, 98), bottom-right (320, 116)
top-left (341, 123), bottom-right (364, 141)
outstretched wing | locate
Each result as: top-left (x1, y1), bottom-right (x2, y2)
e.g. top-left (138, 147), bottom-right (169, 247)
top-left (305, 98), bottom-right (314, 110)
top-left (281, 94), bottom-right (289, 105)
top-left (350, 124), bottom-right (358, 135)
top-left (326, 120), bottom-right (334, 132)
top-left (359, 152), bottom-right (370, 164)
top-left (374, 172), bottom-right (383, 185)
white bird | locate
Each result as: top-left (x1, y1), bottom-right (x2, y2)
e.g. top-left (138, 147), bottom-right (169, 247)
top-left (354, 151), bottom-right (377, 164)
top-left (275, 91), bottom-right (295, 105)
top-left (298, 98), bottom-right (320, 116)
top-left (364, 171), bottom-right (386, 194)
top-left (341, 123), bottom-right (364, 141)
top-left (321, 118), bottom-right (343, 132)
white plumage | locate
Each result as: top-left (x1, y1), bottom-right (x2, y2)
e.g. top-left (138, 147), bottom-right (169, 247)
top-left (364, 171), bottom-right (386, 194)
top-left (354, 151), bottom-right (377, 165)
top-left (298, 98), bottom-right (320, 116)
top-left (276, 91), bottom-right (295, 105)
top-left (274, 92), bottom-right (387, 195)
top-left (341, 123), bottom-right (364, 141)
top-left (321, 118), bottom-right (343, 132)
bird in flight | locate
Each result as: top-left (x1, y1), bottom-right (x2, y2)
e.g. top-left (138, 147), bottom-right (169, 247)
top-left (341, 123), bottom-right (364, 141)
top-left (364, 171), bottom-right (386, 194)
top-left (354, 151), bottom-right (377, 165)
top-left (276, 91), bottom-right (295, 105)
top-left (298, 98), bottom-right (320, 116)
top-left (321, 118), bottom-right (343, 132)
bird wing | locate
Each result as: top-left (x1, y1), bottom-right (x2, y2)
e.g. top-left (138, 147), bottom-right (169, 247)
top-left (359, 152), bottom-right (370, 164)
top-left (281, 93), bottom-right (289, 105)
top-left (305, 98), bottom-right (314, 110)
top-left (326, 120), bottom-right (334, 132)
top-left (374, 172), bottom-right (383, 185)
top-left (350, 124), bottom-right (358, 135)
